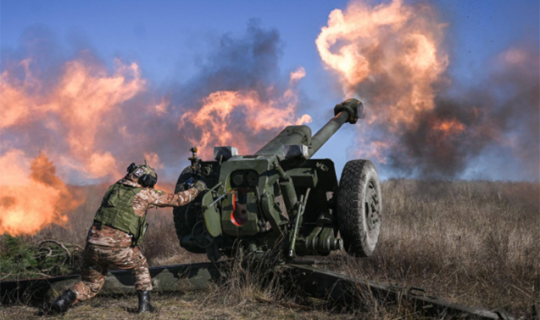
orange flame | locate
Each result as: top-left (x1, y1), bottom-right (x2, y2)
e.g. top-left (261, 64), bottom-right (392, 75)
top-left (0, 58), bottom-right (147, 235)
top-left (316, 0), bottom-right (448, 121)
top-left (179, 67), bottom-right (312, 159)
top-left (1, 58), bottom-right (145, 179)
top-left (316, 0), bottom-right (451, 161)
top-left (0, 151), bottom-right (84, 235)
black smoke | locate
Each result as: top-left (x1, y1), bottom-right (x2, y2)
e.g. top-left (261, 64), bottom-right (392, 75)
top-left (387, 45), bottom-right (539, 179)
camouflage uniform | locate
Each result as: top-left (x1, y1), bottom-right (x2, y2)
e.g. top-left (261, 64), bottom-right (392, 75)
top-left (70, 178), bottom-right (199, 302)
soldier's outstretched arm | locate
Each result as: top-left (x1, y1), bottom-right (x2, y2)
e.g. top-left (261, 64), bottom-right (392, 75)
top-left (144, 188), bottom-right (199, 208)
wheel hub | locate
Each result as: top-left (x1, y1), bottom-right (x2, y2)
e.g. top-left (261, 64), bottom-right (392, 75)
top-left (365, 181), bottom-right (380, 232)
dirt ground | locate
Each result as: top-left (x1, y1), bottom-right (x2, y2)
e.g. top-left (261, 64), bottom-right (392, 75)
top-left (0, 290), bottom-right (363, 320)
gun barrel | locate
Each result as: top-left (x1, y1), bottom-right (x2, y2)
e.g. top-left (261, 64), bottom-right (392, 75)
top-left (255, 125), bottom-right (312, 157)
top-left (308, 99), bottom-right (363, 158)
top-left (254, 99), bottom-right (363, 159)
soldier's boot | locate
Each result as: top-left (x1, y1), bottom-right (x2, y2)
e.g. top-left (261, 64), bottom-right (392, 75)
top-left (136, 290), bottom-right (157, 313)
top-left (51, 289), bottom-right (77, 313)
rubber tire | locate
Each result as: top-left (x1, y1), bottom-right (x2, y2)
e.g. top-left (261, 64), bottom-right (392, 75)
top-left (172, 166), bottom-right (205, 253)
top-left (337, 160), bottom-right (382, 257)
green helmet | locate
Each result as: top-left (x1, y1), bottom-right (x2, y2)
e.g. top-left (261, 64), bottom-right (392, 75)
top-left (127, 163), bottom-right (158, 188)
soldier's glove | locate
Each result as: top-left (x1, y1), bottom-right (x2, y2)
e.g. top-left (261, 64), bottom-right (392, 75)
top-left (193, 180), bottom-right (208, 192)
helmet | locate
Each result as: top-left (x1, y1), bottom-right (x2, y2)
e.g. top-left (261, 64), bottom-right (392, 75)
top-left (126, 162), bottom-right (158, 188)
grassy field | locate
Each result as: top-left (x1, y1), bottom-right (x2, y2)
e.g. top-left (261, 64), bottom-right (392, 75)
top-left (1, 179), bottom-right (538, 319)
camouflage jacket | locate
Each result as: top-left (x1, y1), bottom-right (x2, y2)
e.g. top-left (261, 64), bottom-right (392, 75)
top-left (87, 178), bottom-right (199, 247)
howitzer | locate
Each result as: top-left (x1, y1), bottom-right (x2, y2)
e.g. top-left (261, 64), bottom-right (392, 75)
top-left (173, 99), bottom-right (382, 261)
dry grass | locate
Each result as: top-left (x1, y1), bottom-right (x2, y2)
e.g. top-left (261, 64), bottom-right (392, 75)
top-left (333, 179), bottom-right (539, 318)
top-left (1, 179), bottom-right (538, 319)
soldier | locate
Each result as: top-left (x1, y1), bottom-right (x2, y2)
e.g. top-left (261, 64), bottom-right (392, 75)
top-left (51, 162), bottom-right (207, 314)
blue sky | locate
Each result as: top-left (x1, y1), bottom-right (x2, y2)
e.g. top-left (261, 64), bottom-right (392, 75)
top-left (3, 1), bottom-right (536, 82)
top-left (1, 0), bottom-right (538, 181)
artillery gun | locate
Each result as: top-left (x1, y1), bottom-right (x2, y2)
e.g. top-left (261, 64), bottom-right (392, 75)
top-left (173, 99), bottom-right (382, 261)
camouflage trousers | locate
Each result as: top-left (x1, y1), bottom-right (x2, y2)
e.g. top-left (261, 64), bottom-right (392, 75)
top-left (70, 243), bottom-right (152, 302)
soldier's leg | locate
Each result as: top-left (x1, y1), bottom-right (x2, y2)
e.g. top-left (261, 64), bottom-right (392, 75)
top-left (52, 244), bottom-right (107, 312)
top-left (110, 246), bottom-right (155, 313)
top-left (110, 246), bottom-right (152, 291)
top-left (71, 245), bottom-right (108, 302)
top-left (129, 247), bottom-right (155, 313)
top-left (130, 247), bottom-right (152, 291)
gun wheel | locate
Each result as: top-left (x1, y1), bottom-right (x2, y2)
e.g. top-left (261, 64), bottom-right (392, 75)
top-left (337, 160), bottom-right (382, 257)
top-left (173, 166), bottom-right (206, 254)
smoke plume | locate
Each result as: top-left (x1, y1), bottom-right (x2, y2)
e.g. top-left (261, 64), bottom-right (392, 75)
top-left (316, 0), bottom-right (539, 179)
top-left (0, 22), bottom-right (310, 235)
